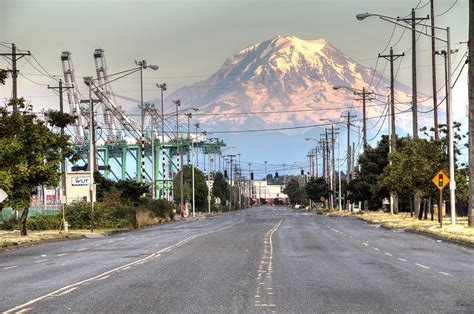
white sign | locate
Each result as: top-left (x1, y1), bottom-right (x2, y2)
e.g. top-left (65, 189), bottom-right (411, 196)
top-left (71, 177), bottom-right (91, 186)
top-left (0, 188), bottom-right (8, 203)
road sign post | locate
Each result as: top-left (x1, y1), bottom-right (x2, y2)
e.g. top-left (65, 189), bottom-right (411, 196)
top-left (432, 170), bottom-right (449, 227)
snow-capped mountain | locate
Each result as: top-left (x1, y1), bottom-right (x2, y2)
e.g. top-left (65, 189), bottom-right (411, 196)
top-left (165, 35), bottom-right (413, 133)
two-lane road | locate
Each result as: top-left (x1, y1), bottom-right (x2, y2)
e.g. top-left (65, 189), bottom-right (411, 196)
top-left (1, 207), bottom-right (473, 313)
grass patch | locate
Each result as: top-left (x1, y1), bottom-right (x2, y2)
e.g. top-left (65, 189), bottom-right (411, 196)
top-left (333, 211), bottom-right (474, 245)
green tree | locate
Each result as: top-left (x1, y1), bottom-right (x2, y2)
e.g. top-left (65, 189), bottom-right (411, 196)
top-left (377, 137), bottom-right (446, 213)
top-left (115, 180), bottom-right (148, 205)
top-left (347, 135), bottom-right (390, 209)
top-left (211, 172), bottom-right (229, 206)
top-left (283, 177), bottom-right (304, 206)
top-left (173, 165), bottom-right (208, 211)
top-left (0, 69), bottom-right (7, 85)
top-left (0, 98), bottom-right (76, 235)
top-left (305, 177), bottom-right (329, 204)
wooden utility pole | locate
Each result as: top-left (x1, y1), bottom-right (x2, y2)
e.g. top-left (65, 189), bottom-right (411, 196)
top-left (48, 79), bottom-right (73, 230)
top-left (468, 0), bottom-right (474, 227)
top-left (341, 111), bottom-right (357, 183)
top-left (379, 48), bottom-right (403, 214)
top-left (431, 1), bottom-right (439, 140)
top-left (0, 43), bottom-right (31, 112)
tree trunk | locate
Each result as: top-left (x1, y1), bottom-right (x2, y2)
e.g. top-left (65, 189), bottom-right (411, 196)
top-left (469, 0), bottom-right (474, 227)
top-left (19, 207), bottom-right (29, 236)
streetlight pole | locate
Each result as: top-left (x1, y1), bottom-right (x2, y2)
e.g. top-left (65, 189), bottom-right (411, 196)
top-left (157, 83), bottom-right (167, 199)
top-left (356, 11), bottom-right (456, 224)
top-left (173, 100), bottom-right (183, 211)
top-left (136, 61), bottom-right (159, 193)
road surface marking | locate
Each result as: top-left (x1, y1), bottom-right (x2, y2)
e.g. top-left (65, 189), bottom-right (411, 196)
top-left (3, 265), bottom-right (18, 270)
top-left (385, 253), bottom-right (392, 257)
top-left (15, 307), bottom-right (32, 314)
top-left (397, 258), bottom-right (407, 262)
top-left (4, 218), bottom-right (244, 314)
top-left (94, 244), bottom-right (101, 247)
top-left (415, 263), bottom-right (430, 269)
top-left (41, 255), bottom-right (47, 257)
top-left (34, 259), bottom-right (48, 263)
top-left (95, 275), bottom-right (110, 281)
top-left (438, 271), bottom-right (450, 276)
top-left (55, 287), bottom-right (78, 297)
top-left (107, 240), bottom-right (114, 243)
top-left (363, 243), bottom-right (369, 246)
top-left (77, 248), bottom-right (86, 252)
top-left (56, 253), bottom-right (67, 257)
top-left (372, 247), bottom-right (380, 251)
top-left (122, 266), bottom-right (131, 270)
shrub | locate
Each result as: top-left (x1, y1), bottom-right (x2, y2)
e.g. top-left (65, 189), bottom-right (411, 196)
top-left (27, 213), bottom-right (62, 230)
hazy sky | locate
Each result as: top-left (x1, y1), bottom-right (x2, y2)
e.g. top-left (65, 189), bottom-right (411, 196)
top-left (0, 0), bottom-right (469, 167)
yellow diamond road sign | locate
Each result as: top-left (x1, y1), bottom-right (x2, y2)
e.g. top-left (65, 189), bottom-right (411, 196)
top-left (432, 170), bottom-right (449, 191)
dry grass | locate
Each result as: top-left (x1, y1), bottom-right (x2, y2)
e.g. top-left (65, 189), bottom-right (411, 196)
top-left (0, 229), bottom-right (123, 250)
top-left (328, 210), bottom-right (474, 245)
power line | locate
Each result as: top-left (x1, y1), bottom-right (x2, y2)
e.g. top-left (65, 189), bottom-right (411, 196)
top-left (436, 0), bottom-right (458, 17)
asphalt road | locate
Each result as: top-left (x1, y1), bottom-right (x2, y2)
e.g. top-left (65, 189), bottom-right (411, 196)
top-left (1, 207), bottom-right (473, 313)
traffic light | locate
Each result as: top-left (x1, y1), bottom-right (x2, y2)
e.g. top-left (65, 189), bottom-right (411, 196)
top-left (224, 170), bottom-right (228, 178)
top-left (250, 172), bottom-right (254, 180)
top-left (275, 172), bottom-right (279, 178)
top-left (300, 169), bottom-right (304, 176)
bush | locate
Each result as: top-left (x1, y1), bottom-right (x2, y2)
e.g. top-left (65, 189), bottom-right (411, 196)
top-left (147, 199), bottom-right (175, 219)
top-left (28, 213), bottom-right (62, 230)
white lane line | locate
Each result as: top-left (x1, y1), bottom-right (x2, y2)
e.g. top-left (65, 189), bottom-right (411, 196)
top-left (77, 248), bottom-right (86, 252)
top-left (122, 266), bottom-right (131, 270)
top-left (372, 247), bottom-right (380, 251)
top-left (34, 259), bottom-right (48, 263)
top-left (41, 255), bottom-right (47, 257)
top-left (94, 244), bottom-right (101, 247)
top-left (362, 243), bottom-right (369, 246)
top-left (415, 263), bottom-right (430, 269)
top-left (438, 271), bottom-right (451, 276)
top-left (15, 307), bottom-right (32, 314)
top-left (385, 253), bottom-right (393, 257)
top-left (4, 218), bottom-right (244, 314)
top-left (96, 275), bottom-right (110, 281)
top-left (397, 258), bottom-right (407, 262)
top-left (56, 253), bottom-right (67, 257)
top-left (107, 240), bottom-right (114, 243)
top-left (55, 287), bottom-right (78, 297)
top-left (3, 265), bottom-right (18, 270)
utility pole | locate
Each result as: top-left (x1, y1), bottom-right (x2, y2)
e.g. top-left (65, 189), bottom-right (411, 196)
top-left (48, 79), bottom-right (73, 231)
top-left (82, 78), bottom-right (101, 232)
top-left (341, 111), bottom-right (357, 183)
top-left (352, 88), bottom-right (374, 148)
top-left (379, 47), bottom-right (404, 155)
top-left (468, 0), bottom-right (474, 227)
top-left (431, 0), bottom-right (439, 140)
top-left (314, 147), bottom-right (319, 178)
top-left (396, 9), bottom-right (428, 138)
top-left (228, 155), bottom-right (236, 210)
top-left (0, 43), bottom-right (31, 111)
top-left (249, 162), bottom-right (252, 207)
top-left (329, 126), bottom-right (339, 209)
top-left (0, 43), bottom-right (31, 109)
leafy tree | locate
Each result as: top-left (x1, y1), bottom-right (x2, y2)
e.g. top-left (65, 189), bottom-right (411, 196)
top-left (0, 98), bottom-right (76, 235)
top-left (283, 177), bottom-right (304, 205)
top-left (347, 135), bottom-right (390, 209)
top-left (377, 137), bottom-right (446, 214)
top-left (211, 172), bottom-right (229, 205)
top-left (173, 165), bottom-right (208, 211)
top-left (115, 180), bottom-right (148, 205)
top-left (0, 69), bottom-right (7, 85)
top-left (305, 177), bottom-right (329, 204)
top-left (94, 171), bottom-right (116, 201)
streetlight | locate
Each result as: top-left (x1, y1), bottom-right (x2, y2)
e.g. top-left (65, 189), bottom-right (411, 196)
top-left (156, 83), bottom-right (167, 200)
top-left (357, 11), bottom-right (457, 224)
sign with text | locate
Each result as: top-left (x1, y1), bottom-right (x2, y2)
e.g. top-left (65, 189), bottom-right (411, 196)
top-left (71, 177), bottom-right (91, 186)
top-left (432, 170), bottom-right (449, 191)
